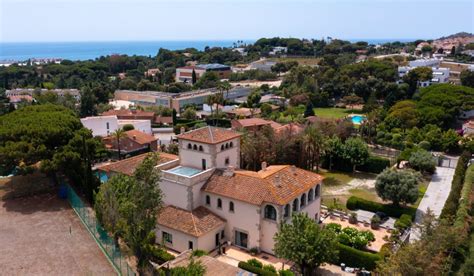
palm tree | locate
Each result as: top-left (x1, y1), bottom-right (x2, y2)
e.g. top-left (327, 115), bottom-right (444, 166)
top-left (302, 125), bottom-right (328, 172)
top-left (112, 128), bottom-right (127, 160)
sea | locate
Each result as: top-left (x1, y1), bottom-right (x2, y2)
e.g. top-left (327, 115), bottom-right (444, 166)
top-left (0, 38), bottom-right (417, 62)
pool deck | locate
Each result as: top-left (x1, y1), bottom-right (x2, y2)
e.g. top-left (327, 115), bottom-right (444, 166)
top-left (166, 166), bottom-right (203, 177)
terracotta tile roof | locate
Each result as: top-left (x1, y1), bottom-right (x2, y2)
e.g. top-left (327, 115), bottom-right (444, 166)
top-left (202, 165), bottom-right (323, 206)
top-left (177, 126), bottom-right (241, 144)
top-left (157, 206), bottom-right (226, 237)
top-left (102, 109), bottom-right (155, 118)
top-left (275, 123), bottom-right (304, 135)
top-left (124, 129), bottom-right (157, 144)
top-left (232, 118), bottom-right (282, 129)
top-left (97, 152), bottom-right (179, 176)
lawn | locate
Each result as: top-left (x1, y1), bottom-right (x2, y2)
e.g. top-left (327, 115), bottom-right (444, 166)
top-left (313, 107), bottom-right (364, 119)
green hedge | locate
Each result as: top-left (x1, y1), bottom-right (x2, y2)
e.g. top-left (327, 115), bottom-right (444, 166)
top-left (151, 247), bottom-right (175, 264)
top-left (356, 156), bottom-right (391, 174)
top-left (454, 164), bottom-right (474, 229)
top-left (346, 196), bottom-right (417, 219)
top-left (238, 261), bottom-right (278, 276)
top-left (441, 151), bottom-right (471, 219)
top-left (334, 243), bottom-right (382, 271)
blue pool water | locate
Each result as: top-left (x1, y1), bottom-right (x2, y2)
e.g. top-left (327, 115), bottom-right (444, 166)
top-left (351, 115), bottom-right (366, 125)
top-left (168, 166), bottom-right (202, 177)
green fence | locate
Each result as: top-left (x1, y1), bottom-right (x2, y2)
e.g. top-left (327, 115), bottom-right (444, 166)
top-left (64, 183), bottom-right (135, 276)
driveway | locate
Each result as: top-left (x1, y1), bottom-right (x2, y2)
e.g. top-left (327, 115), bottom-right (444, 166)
top-left (415, 167), bottom-right (455, 223)
top-left (411, 166), bottom-right (455, 241)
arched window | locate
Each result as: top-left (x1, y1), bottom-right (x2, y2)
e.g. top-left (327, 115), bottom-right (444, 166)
top-left (221, 145), bottom-right (224, 151)
top-left (229, 142), bottom-right (233, 147)
top-left (300, 193), bottom-right (306, 208)
top-left (308, 189), bottom-right (314, 202)
top-left (187, 143), bottom-right (192, 149)
top-left (199, 145), bottom-right (203, 151)
top-left (284, 204), bottom-right (290, 218)
top-left (315, 185), bottom-right (321, 197)
top-left (205, 195), bottom-right (210, 205)
top-left (264, 205), bottom-right (277, 220)
top-left (225, 143), bottom-right (229, 149)
top-left (217, 198), bottom-right (222, 209)
top-left (229, 201), bottom-right (234, 212)
top-left (292, 198), bottom-right (299, 212)
top-left (193, 144), bottom-right (197, 150)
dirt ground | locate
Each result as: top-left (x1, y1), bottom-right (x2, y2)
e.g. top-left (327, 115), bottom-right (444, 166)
top-left (0, 193), bottom-right (115, 275)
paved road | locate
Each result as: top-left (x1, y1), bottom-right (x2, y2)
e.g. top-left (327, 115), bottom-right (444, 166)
top-left (410, 166), bottom-right (455, 241)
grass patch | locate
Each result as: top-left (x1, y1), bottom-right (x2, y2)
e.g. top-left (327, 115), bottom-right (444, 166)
top-left (313, 108), bottom-right (363, 119)
top-left (348, 188), bottom-right (381, 203)
top-left (320, 170), bottom-right (355, 187)
top-left (414, 181), bottom-right (428, 208)
top-left (269, 57), bottom-right (320, 66)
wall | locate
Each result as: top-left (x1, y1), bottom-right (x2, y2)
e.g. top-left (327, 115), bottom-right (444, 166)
top-left (179, 140), bottom-right (213, 169)
top-left (202, 193), bottom-right (260, 250)
top-left (215, 138), bottom-right (240, 169)
top-left (118, 120), bottom-right (152, 134)
top-left (155, 225), bottom-right (197, 253)
top-left (160, 178), bottom-right (191, 210)
top-left (196, 226), bottom-right (225, 253)
top-left (80, 116), bottom-right (118, 137)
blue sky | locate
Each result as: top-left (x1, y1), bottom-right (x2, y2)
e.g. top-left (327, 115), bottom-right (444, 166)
top-left (1, 0), bottom-right (473, 42)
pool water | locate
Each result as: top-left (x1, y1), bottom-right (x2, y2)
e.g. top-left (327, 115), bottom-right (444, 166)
top-left (351, 115), bottom-right (366, 125)
top-left (167, 166), bottom-right (202, 177)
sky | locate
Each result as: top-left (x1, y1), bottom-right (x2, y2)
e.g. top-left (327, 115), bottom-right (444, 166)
top-left (1, 0), bottom-right (473, 42)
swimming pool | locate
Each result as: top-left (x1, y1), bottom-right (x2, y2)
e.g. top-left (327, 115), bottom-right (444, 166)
top-left (351, 115), bottom-right (366, 125)
top-left (167, 166), bottom-right (202, 177)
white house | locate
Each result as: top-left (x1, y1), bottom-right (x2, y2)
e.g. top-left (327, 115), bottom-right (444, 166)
top-left (398, 58), bottom-right (450, 86)
top-left (80, 115), bottom-right (152, 136)
top-left (269, 46), bottom-right (288, 56)
top-left (153, 126), bottom-right (323, 254)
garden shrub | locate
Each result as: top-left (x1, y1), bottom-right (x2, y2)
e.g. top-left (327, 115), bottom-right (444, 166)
top-left (278, 269), bottom-right (294, 276)
top-left (333, 243), bottom-right (382, 270)
top-left (441, 151), bottom-right (471, 219)
top-left (394, 214), bottom-right (413, 230)
top-left (152, 247), bottom-right (175, 263)
top-left (346, 196), bottom-right (417, 219)
top-left (263, 264), bottom-right (277, 273)
top-left (408, 149), bottom-right (436, 174)
top-left (326, 224), bottom-right (375, 249)
top-left (238, 261), bottom-right (278, 276)
top-left (247, 258), bottom-right (263, 268)
top-left (357, 156), bottom-right (391, 173)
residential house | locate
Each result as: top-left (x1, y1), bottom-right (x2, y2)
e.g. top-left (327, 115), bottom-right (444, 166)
top-left (398, 58), bottom-right (450, 86)
top-left (103, 129), bottom-right (159, 158)
top-left (269, 47), bottom-right (288, 56)
top-left (155, 126), bottom-right (323, 254)
top-left (80, 115), bottom-right (152, 136)
top-left (231, 118), bottom-right (282, 132)
top-left (224, 107), bottom-right (261, 119)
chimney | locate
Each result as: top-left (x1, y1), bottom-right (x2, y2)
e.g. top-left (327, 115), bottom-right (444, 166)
top-left (223, 166), bottom-right (235, 177)
top-left (291, 165), bottom-right (296, 175)
top-left (133, 135), bottom-right (136, 140)
top-left (180, 127), bottom-right (185, 134)
top-left (274, 175), bottom-right (281, 188)
top-left (261, 161), bottom-right (267, 171)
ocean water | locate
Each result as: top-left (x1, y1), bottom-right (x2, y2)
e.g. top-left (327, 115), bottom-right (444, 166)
top-left (0, 40), bottom-right (248, 61)
top-left (0, 38), bottom-right (417, 61)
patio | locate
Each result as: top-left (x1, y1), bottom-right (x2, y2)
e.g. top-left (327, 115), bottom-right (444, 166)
top-left (213, 246), bottom-right (288, 270)
top-left (322, 216), bottom-right (391, 252)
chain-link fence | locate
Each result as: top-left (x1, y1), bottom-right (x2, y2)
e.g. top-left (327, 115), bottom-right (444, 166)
top-left (64, 183), bottom-right (135, 276)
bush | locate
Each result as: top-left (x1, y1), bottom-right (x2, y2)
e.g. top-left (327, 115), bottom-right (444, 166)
top-left (278, 269), bottom-right (294, 276)
top-left (334, 243), bottom-right (382, 270)
top-left (441, 151), bottom-right (471, 218)
top-left (394, 214), bottom-right (413, 230)
top-left (454, 164), bottom-right (474, 229)
top-left (247, 258), bottom-right (263, 268)
top-left (408, 149), bottom-right (436, 174)
top-left (151, 247), bottom-right (175, 264)
top-left (122, 124), bottom-right (134, 131)
top-left (191, 249), bottom-right (207, 257)
top-left (346, 196), bottom-right (417, 219)
top-left (263, 264), bottom-right (277, 273)
top-left (238, 261), bottom-right (278, 276)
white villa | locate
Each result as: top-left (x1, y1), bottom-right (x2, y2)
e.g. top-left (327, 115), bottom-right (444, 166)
top-left (157, 126), bottom-right (322, 254)
top-left (98, 126), bottom-right (323, 255)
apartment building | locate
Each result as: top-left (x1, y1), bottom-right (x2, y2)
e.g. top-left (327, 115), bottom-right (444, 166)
top-left (175, 64), bottom-right (231, 83)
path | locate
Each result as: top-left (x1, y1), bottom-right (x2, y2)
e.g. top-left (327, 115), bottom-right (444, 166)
top-left (410, 166), bottom-right (455, 241)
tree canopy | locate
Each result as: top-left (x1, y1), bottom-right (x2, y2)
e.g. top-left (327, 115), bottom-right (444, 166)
top-left (274, 213), bottom-right (338, 276)
top-left (375, 169), bottom-right (420, 206)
